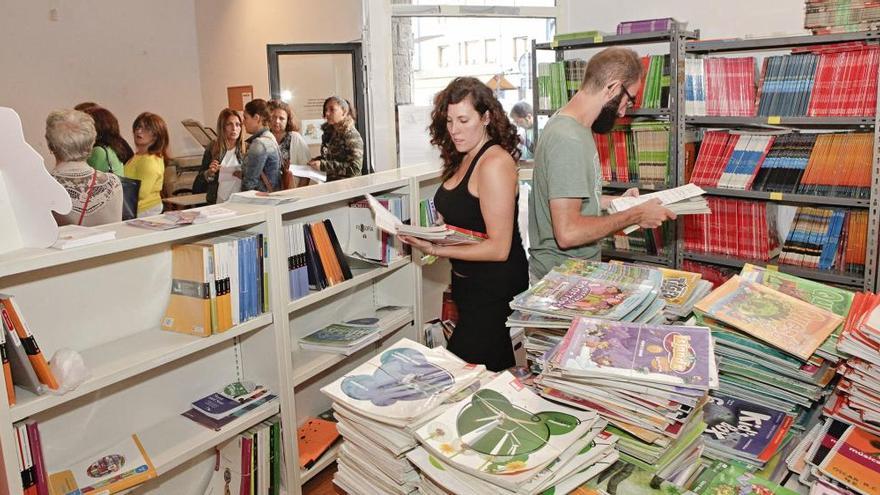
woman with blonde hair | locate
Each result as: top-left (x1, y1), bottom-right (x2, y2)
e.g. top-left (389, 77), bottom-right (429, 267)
top-left (124, 112), bottom-right (169, 217)
top-left (193, 108), bottom-right (245, 203)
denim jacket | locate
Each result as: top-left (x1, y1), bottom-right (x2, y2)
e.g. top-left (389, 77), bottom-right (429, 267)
top-left (242, 128), bottom-right (281, 192)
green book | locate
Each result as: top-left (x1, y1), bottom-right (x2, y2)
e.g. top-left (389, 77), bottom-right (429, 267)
top-left (689, 460), bottom-right (797, 495)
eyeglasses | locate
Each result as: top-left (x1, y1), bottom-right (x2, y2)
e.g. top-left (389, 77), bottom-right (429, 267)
top-left (620, 85), bottom-right (636, 109)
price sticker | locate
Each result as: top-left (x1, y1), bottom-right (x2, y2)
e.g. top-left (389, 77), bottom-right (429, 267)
top-left (767, 116), bottom-right (781, 124)
top-left (769, 192), bottom-right (783, 201)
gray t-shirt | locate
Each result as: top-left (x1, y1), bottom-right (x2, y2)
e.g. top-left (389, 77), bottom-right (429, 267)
top-left (528, 114), bottom-right (603, 279)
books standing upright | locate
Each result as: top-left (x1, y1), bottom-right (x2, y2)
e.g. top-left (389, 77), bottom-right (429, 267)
top-left (0, 295), bottom-right (58, 390)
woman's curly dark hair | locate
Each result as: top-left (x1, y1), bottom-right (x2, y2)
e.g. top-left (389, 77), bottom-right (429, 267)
top-left (429, 77), bottom-right (521, 181)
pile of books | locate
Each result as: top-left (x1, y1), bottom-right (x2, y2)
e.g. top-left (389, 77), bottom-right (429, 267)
top-left (779, 207), bottom-right (868, 273)
top-left (594, 121), bottom-right (671, 184)
top-left (534, 316), bottom-right (717, 481)
top-left (183, 381), bottom-right (278, 431)
top-left (617, 17), bottom-right (685, 34)
top-left (691, 130), bottom-right (873, 198)
top-left (805, 0), bottom-right (880, 33)
top-left (683, 197), bottom-right (782, 261)
top-left (410, 371), bottom-right (618, 495)
top-left (702, 392), bottom-right (794, 469)
top-left (208, 417), bottom-right (283, 495)
top-left (320, 339), bottom-right (489, 494)
top-left (658, 267), bottom-right (714, 320)
top-left (162, 232), bottom-right (268, 337)
top-left (608, 183), bottom-right (710, 235)
top-left (298, 306), bottom-right (412, 356)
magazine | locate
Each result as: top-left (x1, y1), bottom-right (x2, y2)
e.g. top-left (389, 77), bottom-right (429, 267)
top-left (702, 393), bottom-right (793, 465)
top-left (48, 434), bottom-right (156, 494)
top-left (299, 323), bottom-right (380, 353)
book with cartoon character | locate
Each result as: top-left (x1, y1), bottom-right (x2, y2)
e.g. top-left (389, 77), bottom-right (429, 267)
top-left (547, 317), bottom-right (717, 390)
top-left (694, 275), bottom-right (843, 360)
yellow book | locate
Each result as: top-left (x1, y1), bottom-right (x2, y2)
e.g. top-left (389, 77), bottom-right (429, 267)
top-left (49, 434), bottom-right (156, 494)
top-left (198, 239), bottom-right (233, 333)
top-left (161, 244), bottom-right (213, 337)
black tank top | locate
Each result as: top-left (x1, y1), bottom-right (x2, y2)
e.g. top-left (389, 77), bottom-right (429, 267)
top-left (433, 140), bottom-right (528, 278)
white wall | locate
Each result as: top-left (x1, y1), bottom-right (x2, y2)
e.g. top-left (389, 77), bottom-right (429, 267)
top-left (0, 0), bottom-right (206, 166)
top-left (560, 0), bottom-right (807, 40)
top-left (194, 0), bottom-right (363, 126)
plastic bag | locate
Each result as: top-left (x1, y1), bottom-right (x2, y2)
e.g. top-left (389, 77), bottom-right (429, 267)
top-left (48, 348), bottom-right (90, 394)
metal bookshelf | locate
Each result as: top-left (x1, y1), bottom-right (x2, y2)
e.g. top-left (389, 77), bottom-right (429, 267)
top-left (531, 26), bottom-right (698, 267)
top-left (602, 249), bottom-right (672, 266)
top-left (677, 31), bottom-right (880, 291)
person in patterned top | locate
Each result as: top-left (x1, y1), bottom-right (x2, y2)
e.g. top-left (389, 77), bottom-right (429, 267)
top-left (308, 96), bottom-right (364, 181)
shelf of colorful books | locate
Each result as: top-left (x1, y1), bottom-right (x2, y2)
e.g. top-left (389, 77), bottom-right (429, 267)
top-left (299, 442), bottom-right (340, 485)
top-left (138, 399), bottom-right (280, 481)
top-left (602, 248), bottom-right (674, 267)
top-left (537, 108), bottom-right (672, 117)
top-left (603, 181), bottom-right (670, 191)
top-left (0, 207), bottom-right (267, 279)
top-left (699, 187), bottom-right (871, 208)
top-left (8, 313), bottom-right (273, 422)
top-left (685, 30), bottom-right (880, 54)
top-left (286, 255), bottom-right (411, 313)
top-left (536, 29), bottom-right (698, 51)
top-left (291, 307), bottom-right (414, 387)
top-left (684, 115), bottom-right (875, 128)
top-left (680, 251), bottom-right (865, 287)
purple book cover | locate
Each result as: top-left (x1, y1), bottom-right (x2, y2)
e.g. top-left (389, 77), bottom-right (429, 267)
top-left (183, 395), bottom-right (277, 431)
top-left (552, 317), bottom-right (713, 388)
top-left (703, 393), bottom-right (793, 461)
top-left (617, 18), bottom-right (675, 34)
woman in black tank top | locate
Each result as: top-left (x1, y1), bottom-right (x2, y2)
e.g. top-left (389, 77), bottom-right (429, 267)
top-left (399, 77), bottom-right (528, 371)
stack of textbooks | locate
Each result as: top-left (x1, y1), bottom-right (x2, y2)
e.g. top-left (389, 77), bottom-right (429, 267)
top-left (617, 17), bottom-right (684, 34)
top-left (779, 207), bottom-right (868, 273)
top-left (691, 130), bottom-right (872, 197)
top-left (825, 290), bottom-right (880, 434)
top-left (349, 194), bottom-right (409, 264)
top-left (183, 381), bottom-right (278, 431)
top-left (658, 267), bottom-right (714, 320)
top-left (410, 371), bottom-right (618, 495)
top-left (207, 418), bottom-right (283, 495)
top-left (536, 59), bottom-right (586, 111)
top-left (161, 232), bottom-right (268, 337)
top-left (534, 317), bottom-right (717, 479)
top-left (684, 56), bottom-right (757, 116)
top-left (683, 197), bottom-right (782, 261)
top-left (283, 219), bottom-right (355, 300)
top-left (320, 339), bottom-right (489, 494)
top-left (702, 393), bottom-right (794, 468)
top-left (805, 0), bottom-right (880, 34)
top-left (594, 121), bottom-right (671, 184)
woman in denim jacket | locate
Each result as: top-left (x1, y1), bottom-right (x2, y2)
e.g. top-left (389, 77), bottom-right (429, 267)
top-left (241, 99), bottom-right (281, 192)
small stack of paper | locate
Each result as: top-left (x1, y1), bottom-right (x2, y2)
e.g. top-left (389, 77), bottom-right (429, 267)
top-left (608, 183), bottom-right (711, 234)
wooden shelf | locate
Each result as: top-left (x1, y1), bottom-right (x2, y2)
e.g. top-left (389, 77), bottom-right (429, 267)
top-left (287, 257), bottom-right (411, 313)
top-left (300, 442), bottom-right (341, 484)
top-left (10, 314), bottom-right (273, 422)
top-left (0, 207), bottom-right (266, 279)
top-left (292, 308), bottom-right (414, 387)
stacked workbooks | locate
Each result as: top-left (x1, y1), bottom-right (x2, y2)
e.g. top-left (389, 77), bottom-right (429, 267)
top-left (694, 270), bottom-right (847, 438)
top-left (824, 290), bottom-right (880, 435)
top-left (534, 316), bottom-right (717, 478)
top-left (410, 370), bottom-right (618, 495)
top-left (684, 56), bottom-right (757, 116)
top-left (161, 232), bottom-right (268, 337)
top-left (779, 207), bottom-right (868, 274)
top-left (658, 267), bottom-right (714, 320)
top-left (617, 17), bottom-right (684, 35)
top-left (608, 183), bottom-right (710, 235)
top-left (299, 306), bottom-right (411, 356)
top-left (594, 121), bottom-right (671, 184)
top-left (806, 0), bottom-right (880, 33)
top-left (320, 339), bottom-right (489, 495)
top-left (702, 393), bottom-right (794, 468)
top-left (182, 381), bottom-right (278, 431)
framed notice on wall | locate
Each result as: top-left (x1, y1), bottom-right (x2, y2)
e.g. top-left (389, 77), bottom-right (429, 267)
top-left (227, 86), bottom-right (254, 112)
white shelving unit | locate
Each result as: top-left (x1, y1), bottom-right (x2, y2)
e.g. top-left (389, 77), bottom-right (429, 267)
top-left (0, 166), bottom-right (454, 495)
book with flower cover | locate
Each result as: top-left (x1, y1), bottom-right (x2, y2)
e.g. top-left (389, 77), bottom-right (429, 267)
top-left (413, 371), bottom-right (597, 491)
top-left (694, 275), bottom-right (843, 360)
top-left (548, 317), bottom-right (716, 390)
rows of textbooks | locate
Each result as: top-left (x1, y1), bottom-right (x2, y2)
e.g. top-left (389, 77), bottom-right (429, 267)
top-left (779, 207), bottom-right (868, 274)
top-left (685, 43), bottom-right (880, 117)
top-left (207, 417), bottom-right (284, 495)
top-left (805, 0), bottom-right (880, 33)
top-left (594, 121), bottom-right (671, 185)
top-left (537, 54), bottom-right (670, 112)
top-left (283, 219), bottom-right (354, 300)
top-left (683, 197), bottom-right (782, 261)
top-left (690, 130), bottom-right (872, 197)
top-left (161, 232), bottom-right (268, 337)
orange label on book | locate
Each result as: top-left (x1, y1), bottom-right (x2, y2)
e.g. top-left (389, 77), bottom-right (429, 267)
top-left (767, 116), bottom-right (781, 124)
top-left (769, 192), bottom-right (783, 201)
top-left (593, 34), bottom-right (603, 43)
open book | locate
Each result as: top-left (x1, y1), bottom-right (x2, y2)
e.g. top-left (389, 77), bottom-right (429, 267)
top-left (364, 194), bottom-right (485, 245)
top-left (608, 183), bottom-right (710, 234)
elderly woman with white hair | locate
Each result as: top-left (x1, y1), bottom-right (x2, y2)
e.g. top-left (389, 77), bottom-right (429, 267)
top-left (47, 109), bottom-right (123, 226)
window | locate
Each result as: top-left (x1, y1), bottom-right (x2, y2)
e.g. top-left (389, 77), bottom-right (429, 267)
top-left (513, 36), bottom-right (528, 63)
top-left (465, 40), bottom-right (481, 65)
top-left (437, 45), bottom-right (449, 67)
top-left (485, 38), bottom-right (497, 64)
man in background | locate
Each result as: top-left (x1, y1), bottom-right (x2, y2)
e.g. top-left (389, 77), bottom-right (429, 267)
top-left (509, 101), bottom-right (535, 160)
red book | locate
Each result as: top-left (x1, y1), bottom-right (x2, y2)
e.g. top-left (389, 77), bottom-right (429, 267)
top-left (26, 422), bottom-right (47, 495)
top-left (240, 434), bottom-right (252, 495)
top-left (612, 130), bottom-right (629, 183)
